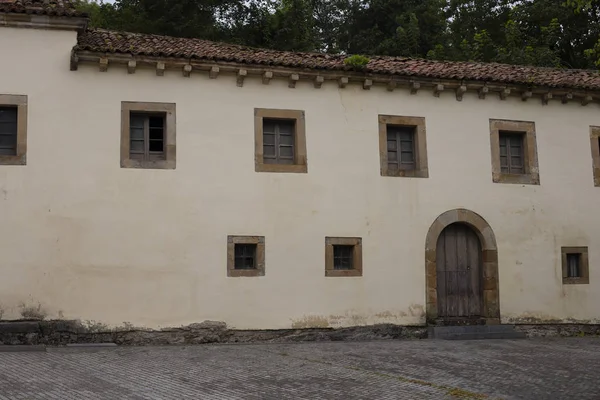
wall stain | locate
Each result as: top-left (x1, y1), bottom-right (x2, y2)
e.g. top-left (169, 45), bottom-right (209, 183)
top-left (291, 315), bottom-right (330, 329)
top-left (505, 312), bottom-right (598, 324)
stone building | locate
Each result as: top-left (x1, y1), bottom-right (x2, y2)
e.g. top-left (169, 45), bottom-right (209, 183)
top-left (0, 0), bottom-right (598, 330)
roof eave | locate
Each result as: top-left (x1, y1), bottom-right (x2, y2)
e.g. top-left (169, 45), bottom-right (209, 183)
top-left (0, 11), bottom-right (88, 32)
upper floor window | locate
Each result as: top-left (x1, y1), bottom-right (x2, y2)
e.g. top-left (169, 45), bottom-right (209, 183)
top-left (378, 115), bottom-right (428, 178)
top-left (121, 102), bottom-right (176, 170)
top-left (0, 95), bottom-right (27, 166)
top-left (254, 108), bottom-right (307, 173)
top-left (489, 119), bottom-right (539, 185)
top-left (499, 131), bottom-right (525, 174)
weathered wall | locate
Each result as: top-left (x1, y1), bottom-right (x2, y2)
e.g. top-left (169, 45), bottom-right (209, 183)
top-left (0, 27), bottom-right (598, 329)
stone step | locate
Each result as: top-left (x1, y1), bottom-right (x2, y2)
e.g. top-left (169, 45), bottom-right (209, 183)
top-left (428, 324), bottom-right (526, 340)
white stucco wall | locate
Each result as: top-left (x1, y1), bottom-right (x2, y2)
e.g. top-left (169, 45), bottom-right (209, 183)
top-left (0, 27), bottom-right (598, 329)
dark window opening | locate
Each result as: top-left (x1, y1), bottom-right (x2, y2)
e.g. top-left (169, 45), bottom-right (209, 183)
top-left (234, 244), bottom-right (257, 270)
top-left (0, 106), bottom-right (18, 156)
top-left (333, 245), bottom-right (354, 270)
top-left (387, 125), bottom-right (416, 171)
top-left (499, 132), bottom-right (525, 174)
top-left (130, 112), bottom-right (166, 161)
top-left (566, 253), bottom-right (581, 278)
top-left (263, 118), bottom-right (295, 165)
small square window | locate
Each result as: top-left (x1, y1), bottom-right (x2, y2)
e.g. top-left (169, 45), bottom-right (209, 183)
top-left (561, 247), bottom-right (589, 284)
top-left (325, 237), bottom-right (362, 277)
top-left (227, 236), bottom-right (265, 277)
top-left (234, 243), bottom-right (257, 270)
top-left (0, 95), bottom-right (27, 165)
top-left (255, 108), bottom-right (307, 173)
top-left (121, 102), bottom-right (176, 169)
top-left (379, 115), bottom-right (428, 178)
top-left (490, 120), bottom-right (539, 185)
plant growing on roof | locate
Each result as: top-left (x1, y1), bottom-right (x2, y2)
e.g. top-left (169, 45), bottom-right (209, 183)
top-left (344, 55), bottom-right (370, 70)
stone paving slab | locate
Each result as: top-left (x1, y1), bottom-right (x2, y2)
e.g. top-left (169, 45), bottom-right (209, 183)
top-left (0, 338), bottom-right (598, 399)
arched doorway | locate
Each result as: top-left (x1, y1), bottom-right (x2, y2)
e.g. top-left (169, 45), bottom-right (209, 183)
top-left (425, 209), bottom-right (500, 325)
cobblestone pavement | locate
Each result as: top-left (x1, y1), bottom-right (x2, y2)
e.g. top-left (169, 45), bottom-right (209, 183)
top-left (0, 338), bottom-right (599, 399)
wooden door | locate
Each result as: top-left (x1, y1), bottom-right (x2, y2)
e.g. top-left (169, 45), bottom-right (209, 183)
top-left (436, 223), bottom-right (482, 319)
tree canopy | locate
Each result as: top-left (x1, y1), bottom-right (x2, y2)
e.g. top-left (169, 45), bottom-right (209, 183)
top-left (75, 0), bottom-right (600, 69)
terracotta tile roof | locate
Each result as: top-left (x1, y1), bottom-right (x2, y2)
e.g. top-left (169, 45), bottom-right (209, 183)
top-left (0, 0), bottom-right (84, 17)
top-left (76, 29), bottom-right (600, 91)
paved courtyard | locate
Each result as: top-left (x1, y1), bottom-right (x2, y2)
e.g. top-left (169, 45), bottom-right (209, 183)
top-left (0, 338), bottom-right (599, 399)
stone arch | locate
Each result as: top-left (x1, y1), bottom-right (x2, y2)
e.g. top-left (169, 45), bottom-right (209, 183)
top-left (425, 208), bottom-right (500, 324)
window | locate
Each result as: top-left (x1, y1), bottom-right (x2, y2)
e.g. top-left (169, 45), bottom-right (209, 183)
top-left (121, 102), bottom-right (176, 169)
top-left (499, 132), bottom-right (525, 174)
top-left (378, 115), bottom-right (428, 178)
top-left (489, 119), bottom-right (539, 185)
top-left (591, 126), bottom-right (600, 187)
top-left (325, 237), bottom-right (362, 277)
top-left (129, 113), bottom-right (166, 161)
top-left (561, 247), bottom-right (589, 285)
top-left (227, 235), bottom-right (265, 277)
top-left (254, 108), bottom-right (307, 173)
top-left (0, 95), bottom-right (27, 165)
top-left (387, 126), bottom-right (416, 171)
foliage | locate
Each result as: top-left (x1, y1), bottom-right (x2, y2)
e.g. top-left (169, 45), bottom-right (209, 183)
top-left (344, 55), bottom-right (370, 69)
top-left (75, 0), bottom-right (600, 69)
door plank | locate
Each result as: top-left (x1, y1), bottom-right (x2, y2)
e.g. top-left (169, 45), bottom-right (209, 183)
top-left (467, 228), bottom-right (482, 316)
top-left (456, 224), bottom-right (469, 317)
top-left (444, 225), bottom-right (458, 317)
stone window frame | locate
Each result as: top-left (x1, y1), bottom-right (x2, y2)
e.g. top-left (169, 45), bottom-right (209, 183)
top-left (590, 126), bottom-right (600, 187)
top-left (489, 119), bottom-right (539, 185)
top-left (227, 235), bottom-right (266, 277)
top-left (0, 94), bottom-right (27, 166)
top-left (325, 237), bottom-right (363, 277)
top-left (561, 246), bottom-right (590, 285)
top-left (378, 115), bottom-right (428, 178)
top-left (254, 108), bottom-right (307, 173)
top-left (121, 101), bottom-right (176, 169)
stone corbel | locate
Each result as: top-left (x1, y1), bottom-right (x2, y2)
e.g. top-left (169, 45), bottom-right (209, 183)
top-left (209, 66), bottom-right (219, 79)
top-left (542, 92), bottom-right (553, 105)
top-left (521, 90), bottom-right (532, 101)
top-left (288, 73), bottom-right (299, 88)
top-left (499, 88), bottom-right (511, 100)
top-left (99, 57), bottom-right (108, 72)
top-left (363, 79), bottom-right (373, 90)
top-left (156, 62), bottom-right (165, 76)
top-left (127, 60), bottom-right (136, 74)
top-left (338, 77), bottom-right (349, 89)
top-left (433, 84), bottom-right (444, 97)
top-left (478, 86), bottom-right (489, 100)
top-left (455, 85), bottom-right (467, 101)
top-left (262, 71), bottom-right (273, 85)
top-left (237, 69), bottom-right (247, 87)
top-left (582, 95), bottom-right (593, 106)
top-left (410, 81), bottom-right (420, 95)
top-left (314, 75), bottom-right (324, 89)
top-left (562, 93), bottom-right (573, 104)
top-left (387, 80), bottom-right (397, 92)
top-left (183, 64), bottom-right (192, 77)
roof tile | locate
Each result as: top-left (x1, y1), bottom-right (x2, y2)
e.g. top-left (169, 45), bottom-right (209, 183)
top-left (0, 0), bottom-right (85, 17)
